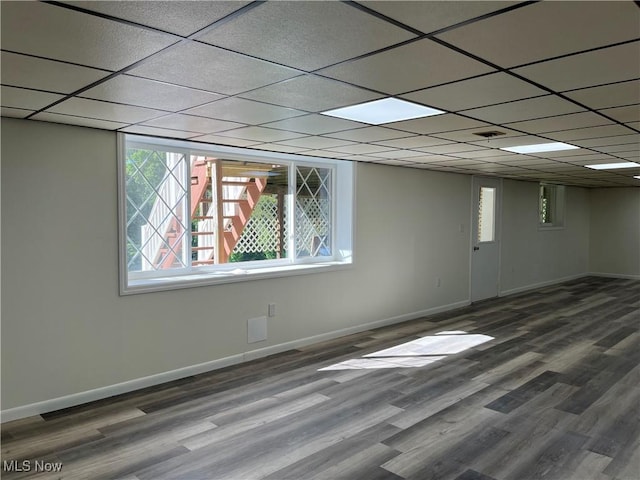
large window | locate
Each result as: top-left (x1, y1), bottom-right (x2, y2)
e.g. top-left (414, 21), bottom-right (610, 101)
top-left (119, 134), bottom-right (353, 294)
top-left (539, 183), bottom-right (565, 228)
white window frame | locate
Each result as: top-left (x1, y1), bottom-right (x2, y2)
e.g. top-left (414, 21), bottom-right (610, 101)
top-left (118, 134), bottom-right (354, 295)
top-left (539, 183), bottom-right (565, 230)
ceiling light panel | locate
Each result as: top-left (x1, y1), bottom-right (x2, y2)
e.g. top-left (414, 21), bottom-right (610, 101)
top-left (321, 98), bottom-right (444, 125)
top-left (501, 142), bottom-right (579, 154)
top-left (585, 162), bottom-right (640, 170)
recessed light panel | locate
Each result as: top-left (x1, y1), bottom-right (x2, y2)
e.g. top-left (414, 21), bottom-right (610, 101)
top-left (634, 176), bottom-right (640, 179)
top-left (585, 162), bottom-right (640, 170)
top-left (320, 98), bottom-right (444, 125)
top-left (500, 142), bottom-right (579, 154)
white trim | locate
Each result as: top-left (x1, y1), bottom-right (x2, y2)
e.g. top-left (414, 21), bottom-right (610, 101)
top-left (588, 272), bottom-right (640, 280)
top-left (499, 273), bottom-right (586, 297)
top-left (0, 299), bottom-right (469, 423)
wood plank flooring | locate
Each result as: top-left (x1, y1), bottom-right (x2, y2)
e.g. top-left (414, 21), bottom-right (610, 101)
top-left (2, 276), bottom-right (639, 480)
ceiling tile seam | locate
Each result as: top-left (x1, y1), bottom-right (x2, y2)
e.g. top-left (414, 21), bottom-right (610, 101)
top-left (42, 0), bottom-right (184, 38)
top-left (426, 36), bottom-right (640, 135)
top-left (561, 78), bottom-right (640, 94)
top-left (0, 49), bottom-right (113, 73)
top-left (23, 38), bottom-right (186, 120)
top-left (23, 1), bottom-right (268, 121)
top-left (419, 0), bottom-right (541, 38)
top-left (0, 83), bottom-right (70, 97)
top-left (314, 0), bottom-right (537, 78)
top-left (507, 38), bottom-right (640, 71)
top-left (28, 111), bottom-right (128, 128)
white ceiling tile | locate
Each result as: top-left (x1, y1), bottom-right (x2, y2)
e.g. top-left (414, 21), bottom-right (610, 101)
top-left (240, 75), bottom-right (382, 112)
top-left (250, 144), bottom-right (311, 154)
top-left (81, 75), bottom-right (223, 111)
top-left (437, 1), bottom-right (640, 67)
top-left (365, 1), bottom-right (517, 34)
top-left (389, 114), bottom-right (489, 134)
top-left (142, 113), bottom-right (243, 134)
top-left (414, 143), bottom-right (485, 154)
top-left (198, 1), bottom-right (415, 71)
top-left (32, 112), bottom-right (127, 130)
top-left (563, 80), bottom-right (640, 109)
top-left (374, 159), bottom-right (418, 166)
top-left (189, 134), bottom-right (261, 148)
top-left (545, 125), bottom-right (635, 142)
top-left (64, 1), bottom-right (248, 36)
top-left (1, 1), bottom-right (177, 70)
top-left (431, 126), bottom-right (523, 142)
top-left (328, 144), bottom-right (394, 155)
top-left (215, 126), bottom-right (306, 142)
top-left (505, 112), bottom-right (611, 135)
top-left (325, 126), bottom-right (412, 142)
top-left (600, 105), bottom-right (640, 124)
top-left (370, 149), bottom-right (435, 160)
top-left (119, 125), bottom-right (201, 139)
top-left (48, 97), bottom-right (165, 123)
top-left (317, 38), bottom-right (494, 95)
top-left (451, 149), bottom-right (512, 160)
top-left (401, 72), bottom-right (547, 112)
top-left (402, 154), bottom-right (454, 163)
top-left (183, 97), bottom-right (305, 125)
top-left (514, 42), bottom-right (640, 92)
top-left (462, 96), bottom-right (584, 124)
top-left (263, 114), bottom-right (365, 135)
top-left (1, 86), bottom-right (64, 111)
top-left (575, 134), bottom-right (639, 148)
top-left (372, 136), bottom-right (452, 149)
top-left (278, 136), bottom-right (356, 150)
top-left (129, 42), bottom-right (299, 95)
top-left (1, 52), bottom-right (109, 94)
top-left (1, 107), bottom-right (34, 119)
top-left (591, 143), bottom-right (640, 154)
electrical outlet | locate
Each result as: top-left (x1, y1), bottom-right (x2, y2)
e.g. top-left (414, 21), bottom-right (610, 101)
top-left (268, 303), bottom-right (276, 317)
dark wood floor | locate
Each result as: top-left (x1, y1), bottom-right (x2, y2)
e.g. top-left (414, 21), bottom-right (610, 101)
top-left (2, 276), bottom-right (639, 480)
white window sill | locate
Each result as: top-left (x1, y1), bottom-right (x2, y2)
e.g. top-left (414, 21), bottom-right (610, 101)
top-left (122, 261), bottom-right (352, 295)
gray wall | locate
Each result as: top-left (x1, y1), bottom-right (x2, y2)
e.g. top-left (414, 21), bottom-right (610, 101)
top-left (500, 179), bottom-right (590, 294)
top-left (589, 187), bottom-right (640, 277)
top-left (1, 118), bottom-right (634, 414)
top-left (2, 118), bottom-right (471, 410)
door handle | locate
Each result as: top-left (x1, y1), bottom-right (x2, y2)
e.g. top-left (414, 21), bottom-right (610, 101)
top-left (473, 246), bottom-right (480, 251)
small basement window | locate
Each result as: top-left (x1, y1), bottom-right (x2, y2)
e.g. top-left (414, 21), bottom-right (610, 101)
top-left (539, 183), bottom-right (565, 228)
top-left (118, 134), bottom-right (354, 294)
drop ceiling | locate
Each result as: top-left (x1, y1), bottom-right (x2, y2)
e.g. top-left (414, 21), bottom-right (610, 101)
top-left (1, 0), bottom-right (639, 187)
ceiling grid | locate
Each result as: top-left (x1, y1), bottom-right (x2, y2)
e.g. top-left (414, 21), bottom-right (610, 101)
top-left (1, 0), bottom-right (638, 186)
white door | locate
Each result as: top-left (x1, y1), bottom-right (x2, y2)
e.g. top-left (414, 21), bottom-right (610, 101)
top-left (470, 177), bottom-right (501, 302)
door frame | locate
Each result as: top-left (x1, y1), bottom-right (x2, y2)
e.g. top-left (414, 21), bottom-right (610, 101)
top-left (469, 176), bottom-right (503, 303)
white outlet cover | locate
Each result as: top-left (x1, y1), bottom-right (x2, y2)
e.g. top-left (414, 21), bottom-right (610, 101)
top-left (248, 316), bottom-right (267, 343)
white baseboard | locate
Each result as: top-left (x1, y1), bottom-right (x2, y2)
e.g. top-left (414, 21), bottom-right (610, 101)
top-left (499, 273), bottom-right (587, 297)
top-left (588, 272), bottom-right (640, 280)
top-left (1, 299), bottom-right (469, 423)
